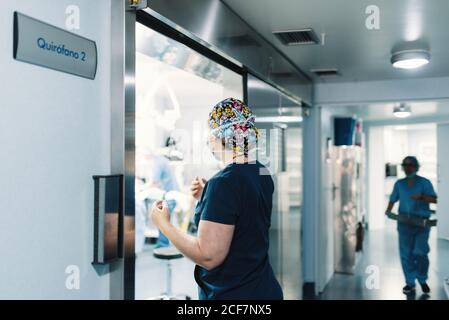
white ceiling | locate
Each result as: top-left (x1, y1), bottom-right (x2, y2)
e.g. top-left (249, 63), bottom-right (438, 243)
top-left (327, 100), bottom-right (449, 122)
top-left (223, 0), bottom-right (449, 82)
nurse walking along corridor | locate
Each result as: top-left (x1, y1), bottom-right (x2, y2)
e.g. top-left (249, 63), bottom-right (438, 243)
top-left (386, 156), bottom-right (438, 295)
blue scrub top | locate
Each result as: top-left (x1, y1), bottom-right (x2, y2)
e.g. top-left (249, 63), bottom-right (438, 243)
top-left (194, 161), bottom-right (283, 300)
top-left (389, 175), bottom-right (437, 218)
top-left (149, 155), bottom-right (179, 192)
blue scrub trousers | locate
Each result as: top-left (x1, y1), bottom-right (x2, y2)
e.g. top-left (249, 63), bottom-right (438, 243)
top-left (398, 223), bottom-right (430, 287)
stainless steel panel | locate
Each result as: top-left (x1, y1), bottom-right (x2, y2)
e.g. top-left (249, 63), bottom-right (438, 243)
top-left (144, 0), bottom-right (312, 105)
top-left (333, 146), bottom-right (358, 274)
top-left (109, 0), bottom-right (127, 300)
top-left (123, 6), bottom-right (137, 300)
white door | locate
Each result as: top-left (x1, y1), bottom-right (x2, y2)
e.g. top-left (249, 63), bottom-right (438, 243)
top-left (437, 124), bottom-right (449, 240)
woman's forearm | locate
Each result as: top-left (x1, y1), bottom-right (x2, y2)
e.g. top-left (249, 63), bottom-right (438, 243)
top-left (386, 202), bottom-right (394, 212)
top-left (158, 221), bottom-right (212, 269)
top-left (422, 195), bottom-right (437, 204)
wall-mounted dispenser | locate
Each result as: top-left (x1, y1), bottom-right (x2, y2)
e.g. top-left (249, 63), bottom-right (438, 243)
top-left (92, 175), bottom-right (123, 265)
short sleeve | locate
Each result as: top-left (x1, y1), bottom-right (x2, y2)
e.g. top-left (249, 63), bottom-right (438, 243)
top-left (423, 179), bottom-right (437, 198)
top-left (389, 181), bottom-right (399, 203)
top-left (199, 177), bottom-right (240, 225)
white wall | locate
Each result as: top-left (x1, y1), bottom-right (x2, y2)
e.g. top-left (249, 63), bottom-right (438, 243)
top-left (0, 0), bottom-right (121, 299)
top-left (315, 77), bottom-right (449, 105)
top-left (437, 124), bottom-right (449, 240)
top-left (408, 127), bottom-right (437, 187)
top-left (316, 107), bottom-right (335, 293)
top-left (367, 126), bottom-right (386, 230)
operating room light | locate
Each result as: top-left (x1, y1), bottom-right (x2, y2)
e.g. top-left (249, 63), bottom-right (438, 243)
top-left (393, 104), bottom-right (412, 118)
top-left (391, 50), bottom-right (430, 69)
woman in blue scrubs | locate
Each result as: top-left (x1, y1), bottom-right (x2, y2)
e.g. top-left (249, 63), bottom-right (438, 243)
top-left (386, 156), bottom-right (437, 295)
top-left (150, 98), bottom-right (283, 300)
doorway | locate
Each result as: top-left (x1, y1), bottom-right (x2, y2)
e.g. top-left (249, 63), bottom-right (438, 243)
top-left (134, 21), bottom-right (244, 300)
top-left (128, 12), bottom-right (304, 300)
top-left (319, 101), bottom-right (449, 299)
top-left (367, 123), bottom-right (437, 231)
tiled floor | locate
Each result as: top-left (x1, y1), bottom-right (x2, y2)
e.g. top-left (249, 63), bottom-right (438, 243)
top-left (134, 223), bottom-right (449, 300)
top-left (320, 224), bottom-right (449, 300)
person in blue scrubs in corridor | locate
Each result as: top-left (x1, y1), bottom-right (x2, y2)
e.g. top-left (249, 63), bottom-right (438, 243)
top-left (386, 156), bottom-right (437, 295)
top-left (150, 98), bottom-right (283, 300)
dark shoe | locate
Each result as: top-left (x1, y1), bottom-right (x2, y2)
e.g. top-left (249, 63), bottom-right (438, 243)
top-left (419, 282), bottom-right (430, 294)
top-left (403, 285), bottom-right (416, 294)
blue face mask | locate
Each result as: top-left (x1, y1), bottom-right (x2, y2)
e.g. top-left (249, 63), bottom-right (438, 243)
top-left (406, 172), bottom-right (417, 178)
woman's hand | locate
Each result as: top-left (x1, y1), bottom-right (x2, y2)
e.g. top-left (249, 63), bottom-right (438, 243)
top-left (191, 176), bottom-right (207, 200)
top-left (150, 200), bottom-right (170, 228)
top-left (411, 193), bottom-right (423, 201)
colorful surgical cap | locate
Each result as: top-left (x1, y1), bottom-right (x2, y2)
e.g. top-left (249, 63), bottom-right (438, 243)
top-left (208, 98), bottom-right (259, 155)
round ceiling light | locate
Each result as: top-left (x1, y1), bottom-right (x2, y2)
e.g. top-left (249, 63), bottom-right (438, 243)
top-left (391, 50), bottom-right (430, 69)
top-left (393, 104), bottom-right (412, 118)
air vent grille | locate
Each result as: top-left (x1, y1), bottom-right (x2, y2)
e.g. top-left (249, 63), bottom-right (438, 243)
top-left (310, 68), bottom-right (340, 77)
top-left (273, 29), bottom-right (320, 45)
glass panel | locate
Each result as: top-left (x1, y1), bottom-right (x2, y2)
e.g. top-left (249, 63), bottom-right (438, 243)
top-left (282, 127), bottom-right (303, 298)
top-left (247, 74), bottom-right (303, 299)
top-left (135, 23), bottom-right (243, 300)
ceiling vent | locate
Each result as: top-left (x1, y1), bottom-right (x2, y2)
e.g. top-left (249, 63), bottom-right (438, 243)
top-left (310, 68), bottom-right (340, 77)
top-left (273, 28), bottom-right (320, 45)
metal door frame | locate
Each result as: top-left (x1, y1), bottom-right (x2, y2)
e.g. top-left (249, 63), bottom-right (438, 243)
top-left (123, 7), bottom-right (248, 300)
top-left (123, 5), bottom-right (136, 300)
